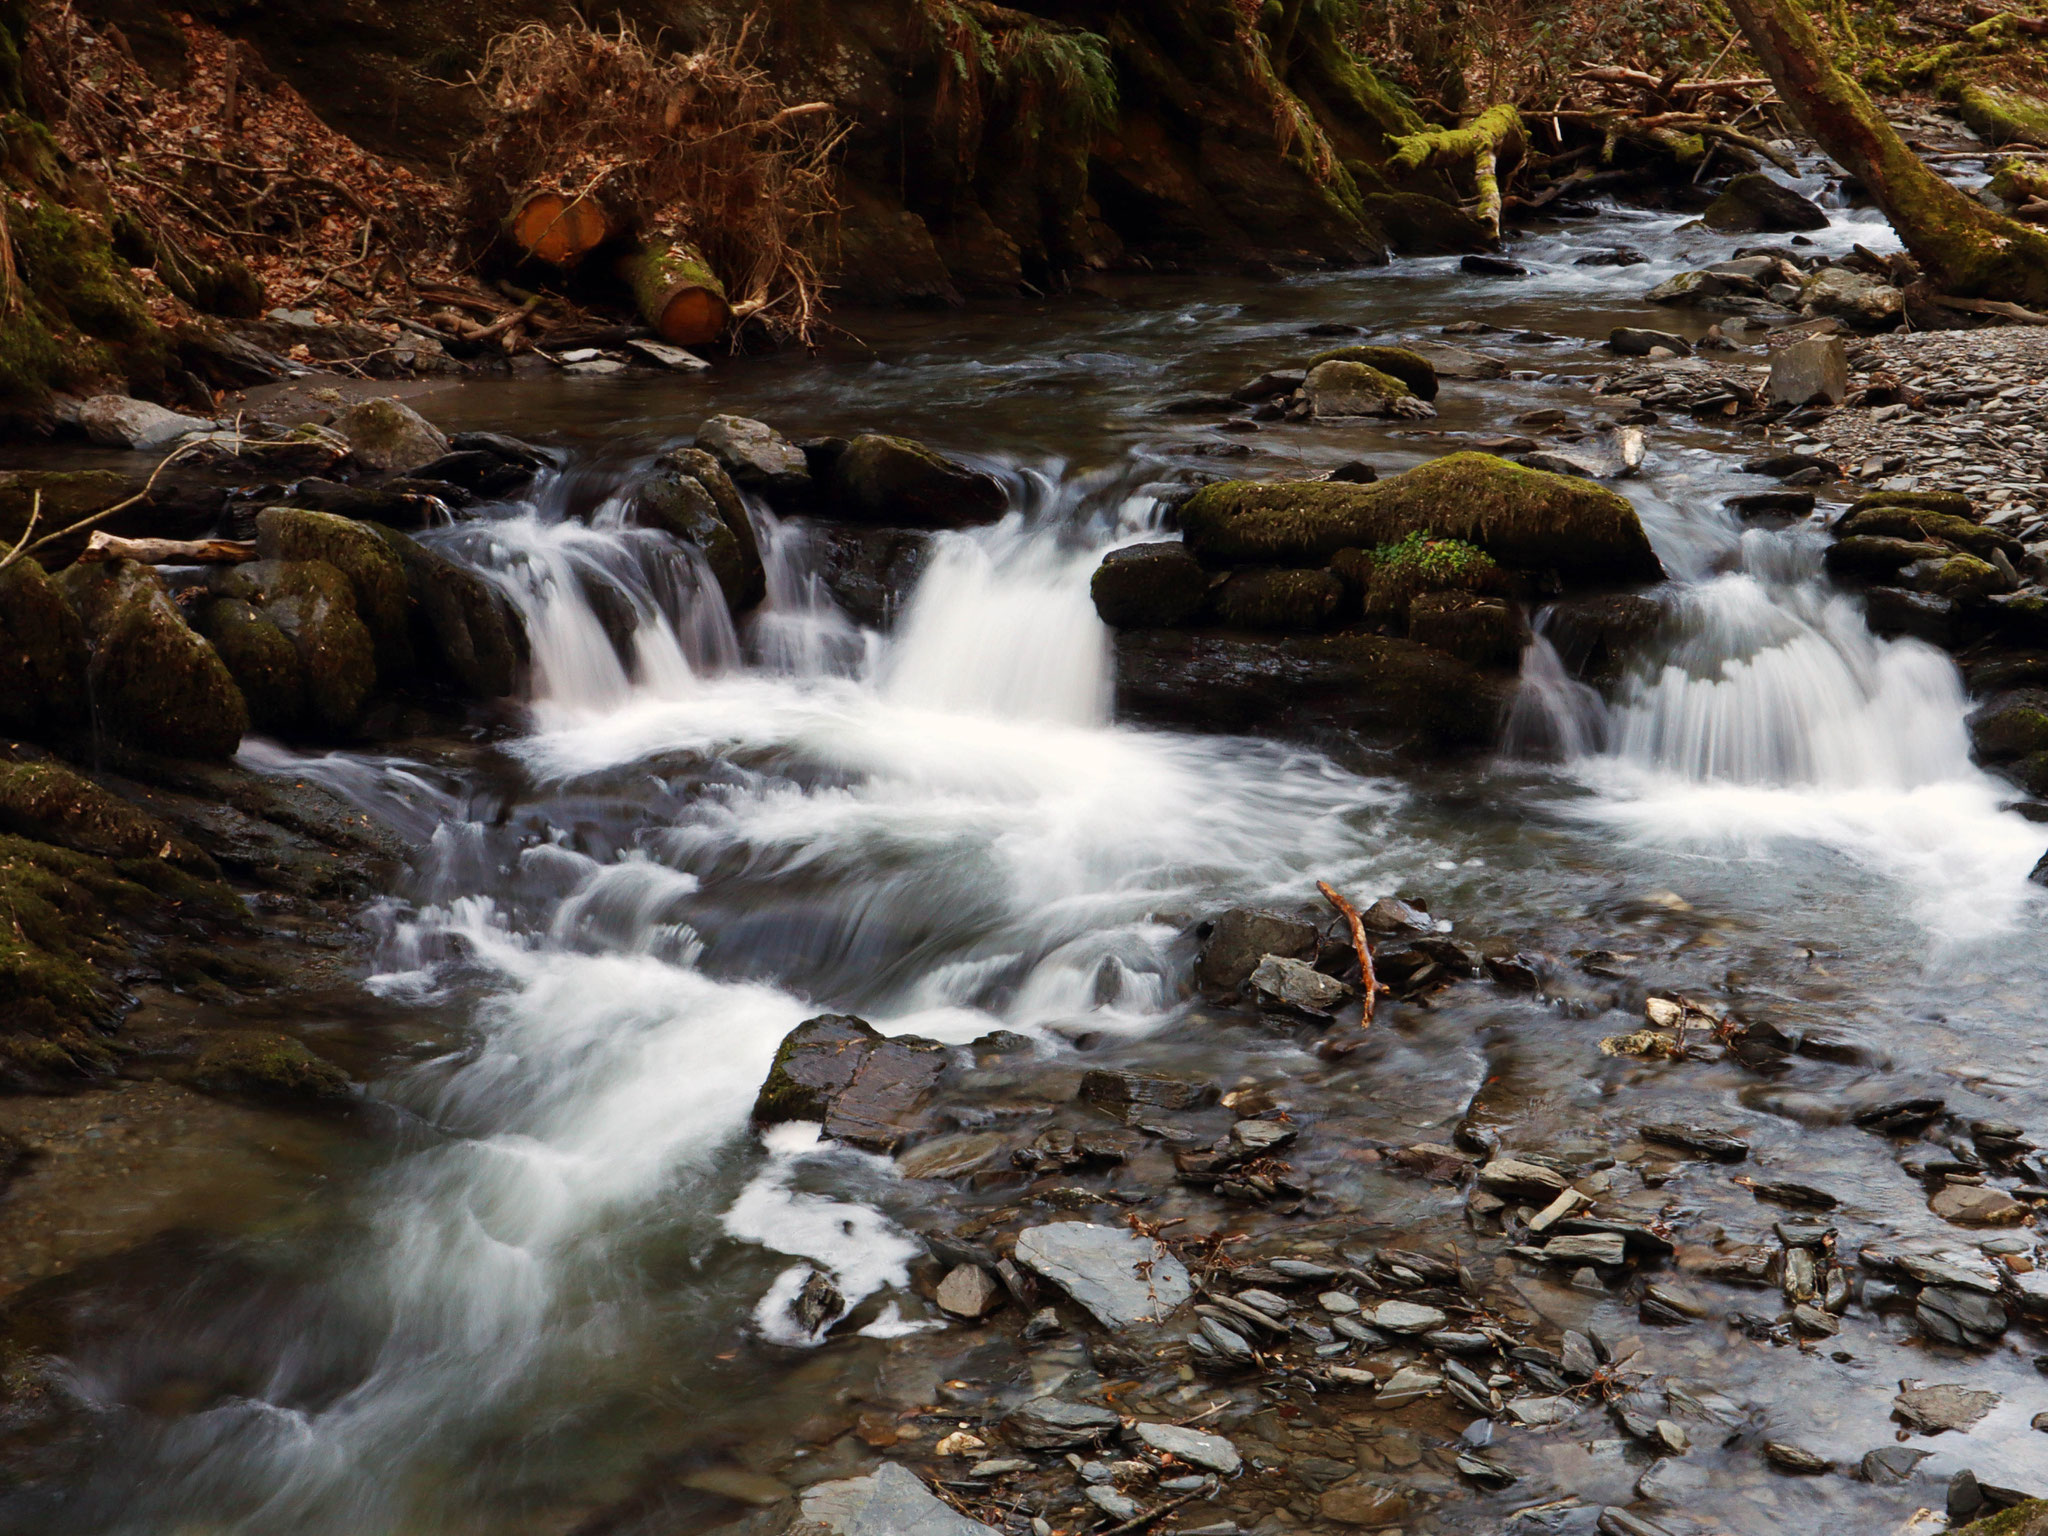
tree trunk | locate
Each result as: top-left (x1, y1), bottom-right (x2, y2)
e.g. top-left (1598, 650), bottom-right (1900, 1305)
top-left (506, 190), bottom-right (615, 267)
top-left (617, 243), bottom-right (730, 346)
top-left (1387, 105), bottom-right (1523, 243)
top-left (1723, 0), bottom-right (2048, 304)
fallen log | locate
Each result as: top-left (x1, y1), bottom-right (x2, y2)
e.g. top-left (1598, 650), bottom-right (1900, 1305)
top-left (80, 531), bottom-right (257, 565)
top-left (1930, 294), bottom-right (2048, 323)
top-left (617, 242), bottom-right (731, 347)
top-left (1387, 104), bottom-right (1525, 244)
top-left (506, 190), bottom-right (615, 267)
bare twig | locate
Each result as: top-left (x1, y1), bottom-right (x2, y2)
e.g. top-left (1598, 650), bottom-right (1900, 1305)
top-left (0, 443), bottom-right (206, 578)
top-left (1316, 880), bottom-right (1382, 1024)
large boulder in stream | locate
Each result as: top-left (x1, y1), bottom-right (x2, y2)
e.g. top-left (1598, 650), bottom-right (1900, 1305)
top-left (753, 1013), bottom-right (948, 1153)
top-left (58, 560), bottom-right (248, 759)
top-left (1090, 542), bottom-right (1209, 629)
top-left (629, 447), bottom-right (766, 613)
top-left (330, 397), bottom-right (450, 473)
top-left (1306, 345), bottom-right (1440, 400)
top-left (371, 528), bottom-right (527, 699)
top-left (1178, 452), bottom-right (1665, 588)
top-left (695, 414), bottom-right (813, 505)
top-left (208, 560), bottom-right (375, 735)
top-left (1701, 173), bottom-right (1831, 234)
top-left (0, 557), bottom-right (90, 737)
top-left (1114, 628), bottom-right (1511, 749)
top-left (192, 597), bottom-right (305, 732)
top-left (1303, 360), bottom-right (1418, 418)
top-left (255, 508), bottom-right (414, 677)
top-left (828, 433), bottom-right (1007, 529)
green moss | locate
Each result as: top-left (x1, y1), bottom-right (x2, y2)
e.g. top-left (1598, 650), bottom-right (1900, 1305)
top-left (1949, 1499), bottom-right (2048, 1536)
top-left (1845, 489), bottom-right (1976, 520)
top-left (1305, 344), bottom-right (1437, 399)
top-left (1180, 452), bottom-right (1664, 588)
top-left (192, 597), bottom-right (305, 733)
top-left (1834, 507), bottom-right (2013, 559)
top-left (59, 560), bottom-right (249, 760)
top-left (0, 553), bottom-right (89, 736)
top-left (209, 559), bottom-right (373, 736)
top-left (0, 760), bottom-right (214, 872)
top-left (1359, 532), bottom-right (1506, 620)
top-left (1212, 567), bottom-right (1347, 631)
top-left (255, 509), bottom-right (414, 678)
top-left (1956, 83), bottom-right (2048, 150)
top-left (1386, 104), bottom-right (1524, 177)
top-left (0, 188), bottom-right (167, 413)
top-left (187, 1030), bottom-right (351, 1103)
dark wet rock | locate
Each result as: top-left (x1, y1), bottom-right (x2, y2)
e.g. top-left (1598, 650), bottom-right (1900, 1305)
top-left (1360, 896), bottom-right (1432, 934)
top-left (1320, 1480), bottom-right (1411, 1525)
top-left (0, 759), bottom-right (211, 873)
top-left (799, 1462), bottom-right (998, 1535)
top-left (186, 1030), bottom-right (350, 1103)
top-left (331, 397), bottom-right (450, 473)
top-left (1763, 1439), bottom-right (1832, 1474)
top-left (188, 597), bottom-right (300, 732)
top-left (792, 1268), bottom-right (843, 1333)
top-left (1324, 459), bottom-right (1379, 484)
top-left (255, 508), bottom-right (414, 678)
top-left (1864, 586), bottom-right (1957, 647)
top-left (1743, 451), bottom-right (1842, 481)
top-left (899, 1131), bottom-right (1009, 1180)
top-left (1011, 1223), bottom-right (1192, 1328)
top-left (1854, 1095), bottom-right (1946, 1135)
top-left (1079, 1068), bottom-right (1216, 1115)
top-left (1090, 542), bottom-right (1209, 629)
top-left (0, 557), bottom-right (90, 737)
top-left (1179, 453), bottom-right (1665, 588)
top-left (752, 1013), bottom-right (947, 1153)
top-left (209, 559), bottom-right (375, 735)
top-left (1303, 360), bottom-right (1420, 419)
top-left (1195, 907), bottom-right (1318, 991)
top-left (1407, 590), bottom-right (1529, 668)
top-left (1971, 694), bottom-right (2048, 766)
top-left (1861, 1445), bottom-right (1933, 1484)
top-left (1542, 592), bottom-right (1665, 691)
top-left (1826, 535), bottom-right (1955, 582)
top-left (1112, 629), bottom-right (1512, 751)
top-left (1639, 1281), bottom-right (1711, 1325)
top-left (1233, 368), bottom-right (1308, 402)
top-left (696, 415), bottom-right (812, 504)
top-left (1305, 344), bottom-right (1440, 400)
top-left (1703, 174), bottom-right (1831, 234)
top-left (829, 433), bottom-right (1006, 529)
top-left (1894, 1381), bottom-right (1999, 1434)
top-left (1577, 247), bottom-right (1649, 267)
top-left (1477, 1157), bottom-right (1569, 1202)
top-left (59, 560), bottom-right (248, 759)
top-left (1731, 490), bottom-right (1817, 519)
top-left (277, 477), bottom-right (451, 531)
top-left (1460, 254), bottom-right (1527, 277)
top-left (1212, 567), bottom-right (1348, 631)
top-left (370, 528), bottom-right (524, 699)
top-left (1638, 1122), bottom-right (1749, 1161)
top-left (1609, 327), bottom-right (1692, 357)
top-left (631, 448), bottom-right (767, 613)
top-left (936, 1263), bottom-right (1003, 1320)
top-left (1931, 1183), bottom-right (2027, 1227)
top-left (811, 524), bottom-right (933, 631)
top-left (450, 430), bottom-right (557, 470)
top-left (406, 449), bottom-right (538, 499)
top-left (1919, 1285), bottom-right (2009, 1346)
top-left (1248, 954), bottom-right (1352, 1014)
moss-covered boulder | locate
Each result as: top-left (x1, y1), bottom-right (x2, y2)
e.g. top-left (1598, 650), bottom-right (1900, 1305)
top-left (630, 449), bottom-right (767, 613)
top-left (1407, 590), bottom-right (1528, 667)
top-left (1843, 489), bottom-right (1977, 521)
top-left (0, 555), bottom-right (88, 736)
top-left (1303, 360), bottom-right (1413, 418)
top-left (696, 415), bottom-right (812, 504)
top-left (58, 560), bottom-right (248, 760)
top-left (1180, 453), bottom-right (1664, 588)
top-left (330, 396), bottom-right (450, 474)
top-left (1352, 533), bottom-right (1508, 624)
top-left (255, 508), bottom-right (413, 677)
top-left (1970, 691), bottom-right (2048, 761)
top-left (1916, 552), bottom-right (2011, 601)
top-left (1090, 541), bottom-right (1210, 629)
top-left (0, 469), bottom-right (128, 549)
top-left (1359, 193), bottom-right (1496, 256)
top-left (1213, 568), bottom-right (1347, 631)
top-left (1543, 592), bottom-right (1665, 690)
top-left (828, 433), bottom-right (1007, 529)
top-left (753, 1013), bottom-right (948, 1153)
top-left (1950, 1499), bottom-right (2048, 1536)
top-left (1832, 507), bottom-right (2020, 562)
top-left (0, 758), bottom-right (213, 872)
top-left (1305, 345), bottom-right (1439, 400)
top-left (371, 527), bottom-right (525, 699)
top-left (187, 1030), bottom-right (351, 1104)
top-left (210, 560), bottom-right (374, 735)
top-left (1824, 536), bottom-right (1954, 581)
top-left (192, 597), bottom-right (305, 733)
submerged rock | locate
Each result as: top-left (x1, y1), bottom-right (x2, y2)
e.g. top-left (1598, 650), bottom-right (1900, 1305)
top-left (752, 1013), bottom-right (946, 1152)
top-left (187, 1030), bottom-right (351, 1103)
top-left (1012, 1222), bottom-right (1193, 1327)
top-left (829, 433), bottom-right (1006, 529)
top-left (1090, 541), bottom-right (1209, 629)
top-left (1130, 1420), bottom-right (1241, 1474)
top-left (1178, 453), bottom-right (1664, 587)
top-left (60, 560), bottom-right (248, 759)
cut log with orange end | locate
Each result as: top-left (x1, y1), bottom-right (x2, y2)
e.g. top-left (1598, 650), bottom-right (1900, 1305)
top-left (617, 242), bottom-right (730, 347)
top-left (507, 191), bottom-right (614, 267)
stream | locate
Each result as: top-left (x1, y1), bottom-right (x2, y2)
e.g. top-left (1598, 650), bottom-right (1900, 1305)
top-left (20, 186), bottom-right (2048, 1535)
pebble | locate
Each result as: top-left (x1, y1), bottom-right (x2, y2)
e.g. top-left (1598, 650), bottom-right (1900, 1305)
top-left (1366, 1300), bottom-right (1447, 1333)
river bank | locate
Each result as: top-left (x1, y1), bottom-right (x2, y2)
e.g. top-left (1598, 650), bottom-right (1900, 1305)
top-left (1, 176), bottom-right (2047, 1536)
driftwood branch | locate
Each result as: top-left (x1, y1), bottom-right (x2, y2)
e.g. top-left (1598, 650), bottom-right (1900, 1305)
top-left (1316, 880), bottom-right (1381, 1025)
top-left (0, 443), bottom-right (206, 578)
top-left (80, 532), bottom-right (258, 565)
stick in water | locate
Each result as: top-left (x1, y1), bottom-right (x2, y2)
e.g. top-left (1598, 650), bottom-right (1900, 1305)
top-left (1317, 880), bottom-right (1381, 1024)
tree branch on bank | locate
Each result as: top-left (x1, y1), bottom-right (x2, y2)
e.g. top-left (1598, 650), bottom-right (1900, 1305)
top-left (1387, 104), bottom-right (1525, 242)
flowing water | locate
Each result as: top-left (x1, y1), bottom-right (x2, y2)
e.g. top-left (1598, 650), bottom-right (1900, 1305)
top-left (16, 183), bottom-right (2048, 1535)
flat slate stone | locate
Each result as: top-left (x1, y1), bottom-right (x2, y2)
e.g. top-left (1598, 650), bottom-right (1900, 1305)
top-left (753, 1013), bottom-right (947, 1152)
top-left (1131, 1420), bottom-right (1242, 1474)
top-left (1012, 1223), bottom-right (1193, 1328)
top-left (1893, 1381), bottom-right (2000, 1434)
top-left (799, 1462), bottom-right (1001, 1535)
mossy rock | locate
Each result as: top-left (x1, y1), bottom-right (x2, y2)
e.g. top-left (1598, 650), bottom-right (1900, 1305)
top-left (1920, 552), bottom-right (2009, 601)
top-left (0, 759), bottom-right (213, 872)
top-left (57, 559), bottom-right (248, 760)
top-left (370, 526), bottom-right (525, 699)
top-left (193, 596), bottom-right (305, 732)
top-left (210, 559), bottom-right (374, 735)
top-left (0, 469), bottom-right (128, 548)
top-left (631, 452), bottom-right (767, 614)
top-left (1090, 541), bottom-right (1210, 629)
top-left (0, 190), bottom-right (168, 418)
top-left (1844, 489), bottom-right (1976, 521)
top-left (1304, 345), bottom-right (1438, 400)
top-left (1970, 692), bottom-right (2048, 760)
top-left (828, 433), bottom-right (1007, 529)
top-left (1824, 535), bottom-right (1952, 581)
top-left (1212, 567), bottom-right (1348, 631)
top-left (1407, 590), bottom-right (1528, 668)
top-left (1833, 507), bottom-right (2017, 562)
top-left (1951, 1500), bottom-right (2048, 1536)
top-left (0, 555), bottom-right (88, 736)
top-left (663, 445), bottom-right (765, 610)
top-left (1303, 360), bottom-right (1412, 418)
top-left (1956, 84), bottom-right (2048, 152)
top-left (1357, 533), bottom-right (1508, 623)
top-left (187, 1030), bottom-right (351, 1104)
top-left (255, 508), bottom-right (414, 677)
top-left (1180, 453), bottom-right (1664, 588)
top-left (329, 397), bottom-right (450, 474)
